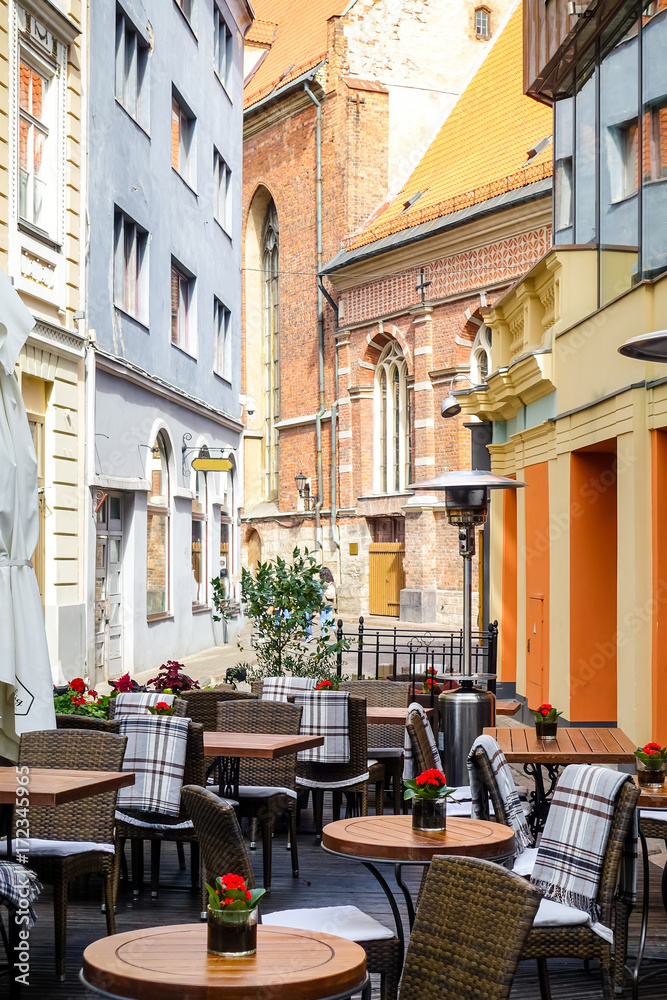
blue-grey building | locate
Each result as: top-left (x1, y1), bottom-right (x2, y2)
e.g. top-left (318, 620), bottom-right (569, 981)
top-left (85, 0), bottom-right (252, 682)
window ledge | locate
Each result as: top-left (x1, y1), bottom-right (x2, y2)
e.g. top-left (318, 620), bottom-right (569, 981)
top-left (18, 220), bottom-right (62, 252)
top-left (213, 370), bottom-right (232, 386)
top-left (114, 304), bottom-right (150, 331)
top-left (147, 612), bottom-right (174, 623)
top-left (172, 167), bottom-right (198, 198)
top-left (173, 0), bottom-right (198, 41)
top-left (171, 341), bottom-right (198, 362)
top-left (192, 604), bottom-right (211, 615)
top-left (114, 97), bottom-right (151, 139)
top-left (214, 217), bottom-right (233, 242)
top-left (214, 70), bottom-right (233, 105)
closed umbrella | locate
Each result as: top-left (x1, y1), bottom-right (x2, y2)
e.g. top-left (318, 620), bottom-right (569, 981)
top-left (0, 268), bottom-right (55, 761)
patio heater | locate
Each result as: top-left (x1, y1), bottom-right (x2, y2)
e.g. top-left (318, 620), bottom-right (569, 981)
top-left (409, 469), bottom-right (526, 785)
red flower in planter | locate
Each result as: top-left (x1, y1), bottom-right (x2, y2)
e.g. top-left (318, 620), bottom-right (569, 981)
top-left (315, 680), bottom-right (332, 690)
top-left (415, 768), bottom-right (447, 788)
top-left (69, 678), bottom-right (86, 694)
top-left (71, 695), bottom-right (85, 706)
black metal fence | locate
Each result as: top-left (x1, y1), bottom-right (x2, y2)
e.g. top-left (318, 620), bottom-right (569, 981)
top-left (335, 617), bottom-right (498, 695)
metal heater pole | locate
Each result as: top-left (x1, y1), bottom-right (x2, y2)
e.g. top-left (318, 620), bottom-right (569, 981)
top-left (460, 526), bottom-right (474, 677)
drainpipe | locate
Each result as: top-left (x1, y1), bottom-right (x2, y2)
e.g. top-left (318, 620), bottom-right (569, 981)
top-left (319, 275), bottom-right (341, 575)
top-left (304, 83), bottom-right (325, 555)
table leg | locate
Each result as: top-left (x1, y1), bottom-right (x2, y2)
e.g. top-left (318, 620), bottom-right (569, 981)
top-left (360, 861), bottom-right (405, 960)
top-left (217, 757), bottom-right (240, 801)
top-left (394, 864), bottom-right (416, 931)
top-left (523, 763), bottom-right (560, 839)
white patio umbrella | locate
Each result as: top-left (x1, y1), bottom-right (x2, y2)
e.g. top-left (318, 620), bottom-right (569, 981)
top-left (0, 268), bottom-right (55, 761)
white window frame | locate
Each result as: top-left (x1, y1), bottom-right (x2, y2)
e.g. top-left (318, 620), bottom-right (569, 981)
top-left (475, 7), bottom-right (490, 38)
top-left (18, 55), bottom-right (56, 237)
top-left (171, 262), bottom-right (196, 356)
top-left (373, 340), bottom-right (410, 495)
top-left (470, 324), bottom-right (493, 384)
top-left (214, 148), bottom-right (232, 234)
top-left (115, 11), bottom-right (150, 129)
top-left (113, 209), bottom-right (149, 324)
top-left (214, 297), bottom-right (232, 381)
top-left (172, 94), bottom-right (195, 187)
top-left (214, 6), bottom-right (233, 94)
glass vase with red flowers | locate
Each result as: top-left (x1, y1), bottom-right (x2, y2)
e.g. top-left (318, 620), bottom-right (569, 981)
top-left (635, 743), bottom-right (667, 789)
top-left (404, 768), bottom-right (458, 832)
top-left (530, 703), bottom-right (563, 741)
top-left (205, 873), bottom-right (266, 956)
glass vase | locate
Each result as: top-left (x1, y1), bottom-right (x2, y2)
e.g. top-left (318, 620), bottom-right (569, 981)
top-left (637, 764), bottom-right (666, 790)
top-left (207, 906), bottom-right (258, 957)
top-left (412, 796), bottom-right (447, 832)
top-left (535, 720), bottom-right (558, 741)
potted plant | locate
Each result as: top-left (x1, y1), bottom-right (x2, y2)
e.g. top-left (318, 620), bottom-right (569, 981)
top-left (315, 678), bottom-right (339, 691)
top-left (403, 768), bottom-right (458, 832)
top-left (147, 660), bottom-right (200, 694)
top-left (205, 873), bottom-right (266, 956)
top-left (54, 679), bottom-right (111, 719)
top-left (147, 701), bottom-right (177, 717)
top-left (531, 703), bottom-right (563, 740)
top-left (635, 742), bottom-right (667, 789)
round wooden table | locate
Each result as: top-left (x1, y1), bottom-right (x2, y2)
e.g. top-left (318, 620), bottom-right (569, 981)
top-left (81, 924), bottom-right (369, 1000)
top-left (322, 815), bottom-right (515, 951)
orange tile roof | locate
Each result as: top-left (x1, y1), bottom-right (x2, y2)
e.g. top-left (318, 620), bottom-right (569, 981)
top-left (348, 2), bottom-right (553, 251)
top-left (246, 19), bottom-right (278, 46)
top-left (244, 0), bottom-right (347, 110)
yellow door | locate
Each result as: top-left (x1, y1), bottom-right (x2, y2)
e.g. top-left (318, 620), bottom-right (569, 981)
top-left (369, 542), bottom-right (405, 617)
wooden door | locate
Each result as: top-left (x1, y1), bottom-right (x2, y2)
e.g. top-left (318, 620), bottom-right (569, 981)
top-left (247, 530), bottom-right (261, 576)
top-left (526, 595), bottom-right (544, 709)
top-left (369, 542), bottom-right (404, 617)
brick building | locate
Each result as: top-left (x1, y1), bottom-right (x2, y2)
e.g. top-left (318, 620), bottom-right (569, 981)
top-left (241, 0), bottom-right (550, 623)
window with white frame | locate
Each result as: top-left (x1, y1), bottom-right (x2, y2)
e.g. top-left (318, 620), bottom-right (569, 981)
top-left (214, 149), bottom-right (231, 233)
top-left (214, 6), bottom-right (233, 92)
top-left (18, 58), bottom-right (56, 235)
top-left (214, 297), bottom-right (232, 380)
top-left (113, 209), bottom-right (149, 324)
top-left (175, 0), bottom-right (192, 24)
top-left (475, 7), bottom-right (490, 38)
top-left (470, 324), bottom-right (493, 383)
top-left (373, 340), bottom-right (411, 494)
top-left (147, 432), bottom-right (170, 616)
top-left (263, 201), bottom-right (280, 500)
top-left (115, 11), bottom-right (149, 128)
top-left (171, 262), bottom-right (195, 355)
top-left (172, 94), bottom-right (195, 186)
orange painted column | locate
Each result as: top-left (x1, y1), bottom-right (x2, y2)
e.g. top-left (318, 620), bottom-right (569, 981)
top-left (524, 463), bottom-right (550, 708)
top-left (652, 430), bottom-right (667, 745)
top-left (570, 448), bottom-right (617, 722)
top-left (501, 486), bottom-right (517, 684)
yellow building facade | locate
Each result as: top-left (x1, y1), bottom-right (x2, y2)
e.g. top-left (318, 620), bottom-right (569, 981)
top-left (0, 0), bottom-right (86, 679)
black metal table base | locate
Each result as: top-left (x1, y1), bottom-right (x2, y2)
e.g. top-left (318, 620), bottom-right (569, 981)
top-left (626, 827), bottom-right (667, 1000)
top-left (206, 757), bottom-right (240, 801)
top-left (522, 763), bottom-right (561, 839)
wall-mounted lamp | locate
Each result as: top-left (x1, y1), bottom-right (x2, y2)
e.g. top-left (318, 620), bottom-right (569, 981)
top-left (441, 373), bottom-right (477, 418)
top-left (618, 329), bottom-right (667, 362)
top-left (295, 471), bottom-right (318, 511)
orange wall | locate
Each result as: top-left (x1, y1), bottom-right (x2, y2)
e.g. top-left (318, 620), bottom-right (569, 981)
top-left (501, 486), bottom-right (517, 683)
top-left (524, 462), bottom-right (550, 704)
top-left (570, 449), bottom-right (617, 722)
top-left (652, 431), bottom-right (667, 745)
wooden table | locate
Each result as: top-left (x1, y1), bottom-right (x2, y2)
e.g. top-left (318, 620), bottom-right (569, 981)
top-left (81, 923), bottom-right (370, 1000)
top-left (484, 726), bottom-right (636, 836)
top-left (322, 814), bottom-right (515, 952)
top-left (366, 706), bottom-right (433, 726)
top-left (203, 733), bottom-right (324, 799)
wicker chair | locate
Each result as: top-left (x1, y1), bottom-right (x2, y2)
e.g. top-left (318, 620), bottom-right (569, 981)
top-left (115, 720), bottom-right (205, 898)
top-left (521, 779), bottom-right (640, 1000)
top-left (296, 694), bottom-right (373, 837)
top-left (216, 700), bottom-right (303, 889)
top-left (340, 681), bottom-right (411, 814)
top-left (399, 855), bottom-right (542, 1000)
top-left (182, 786), bottom-right (401, 1000)
top-left (406, 706), bottom-right (439, 772)
top-left (55, 714), bottom-right (120, 734)
top-left (17, 729), bottom-right (127, 979)
top-left (181, 689), bottom-right (258, 777)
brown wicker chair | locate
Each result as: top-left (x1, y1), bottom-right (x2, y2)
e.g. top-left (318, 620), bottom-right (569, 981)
top-left (406, 706), bottom-right (439, 772)
top-left (55, 714), bottom-right (120, 734)
top-left (181, 689), bottom-right (258, 777)
top-left (216, 699), bottom-right (303, 889)
top-left (340, 681), bottom-right (411, 814)
top-left (17, 729), bottom-right (127, 979)
top-left (521, 779), bottom-right (640, 1000)
top-left (399, 855), bottom-right (542, 1000)
top-left (115, 720), bottom-right (205, 898)
top-left (469, 742), bottom-right (518, 827)
top-left (182, 785), bottom-right (401, 1000)
top-left (296, 694), bottom-right (373, 837)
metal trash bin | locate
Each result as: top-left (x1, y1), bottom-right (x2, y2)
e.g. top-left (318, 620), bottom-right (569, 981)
top-left (439, 681), bottom-right (495, 786)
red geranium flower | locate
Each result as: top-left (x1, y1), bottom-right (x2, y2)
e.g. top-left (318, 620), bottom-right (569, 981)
top-left (315, 680), bottom-right (332, 690)
top-left (88, 690), bottom-right (98, 699)
top-left (71, 695), bottom-right (85, 706)
top-left (69, 678), bottom-right (86, 694)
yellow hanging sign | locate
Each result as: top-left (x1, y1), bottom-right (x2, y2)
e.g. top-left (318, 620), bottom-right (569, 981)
top-left (191, 457), bottom-right (233, 472)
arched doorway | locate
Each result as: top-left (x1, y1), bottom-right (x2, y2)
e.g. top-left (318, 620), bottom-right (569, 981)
top-left (246, 530), bottom-right (261, 576)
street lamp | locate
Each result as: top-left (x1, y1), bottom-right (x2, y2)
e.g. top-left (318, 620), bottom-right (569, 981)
top-left (409, 469), bottom-right (526, 783)
top-left (618, 329), bottom-right (667, 362)
top-left (440, 373), bottom-right (477, 419)
top-left (295, 472), bottom-right (319, 511)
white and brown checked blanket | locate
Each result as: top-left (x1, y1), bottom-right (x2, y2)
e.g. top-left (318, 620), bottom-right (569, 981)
top-left (295, 690), bottom-right (350, 764)
top-left (467, 734), bottom-right (533, 853)
top-left (0, 862), bottom-right (41, 928)
top-left (403, 702), bottom-right (440, 780)
top-left (262, 677), bottom-right (316, 702)
top-left (531, 764), bottom-right (637, 931)
top-left (116, 716), bottom-right (190, 817)
top-left (112, 692), bottom-right (176, 717)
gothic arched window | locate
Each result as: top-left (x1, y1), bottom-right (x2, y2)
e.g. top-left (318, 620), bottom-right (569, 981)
top-left (262, 201), bottom-right (280, 500)
top-left (470, 324), bottom-right (492, 383)
top-left (374, 340), bottom-right (410, 493)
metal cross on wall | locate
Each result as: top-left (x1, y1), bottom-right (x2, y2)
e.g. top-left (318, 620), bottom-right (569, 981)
top-left (416, 267), bottom-right (432, 304)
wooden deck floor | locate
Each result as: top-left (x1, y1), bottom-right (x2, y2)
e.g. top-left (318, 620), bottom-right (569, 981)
top-left (14, 800), bottom-right (667, 999)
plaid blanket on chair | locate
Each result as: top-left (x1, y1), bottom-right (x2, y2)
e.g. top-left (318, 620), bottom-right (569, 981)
top-left (0, 862), bottom-right (41, 928)
top-left (116, 716), bottom-right (189, 817)
top-left (295, 690), bottom-right (350, 763)
top-left (112, 692), bottom-right (176, 717)
top-left (531, 764), bottom-right (637, 926)
top-left (467, 734), bottom-right (533, 853)
top-left (403, 702), bottom-right (439, 780)
top-left (262, 677), bottom-right (316, 702)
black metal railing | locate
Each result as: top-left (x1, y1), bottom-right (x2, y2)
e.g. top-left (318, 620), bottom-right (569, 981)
top-left (335, 617), bottom-right (498, 697)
